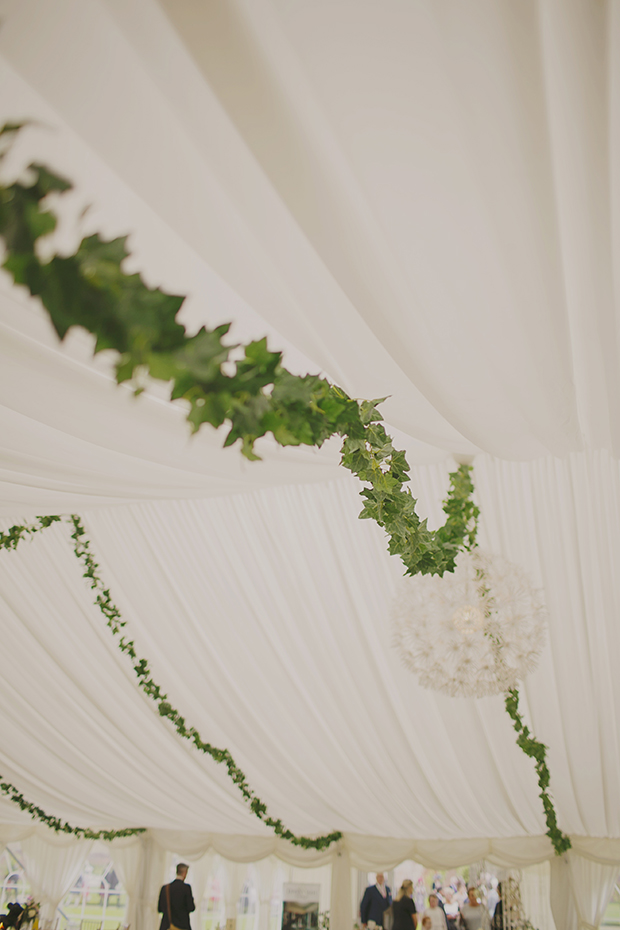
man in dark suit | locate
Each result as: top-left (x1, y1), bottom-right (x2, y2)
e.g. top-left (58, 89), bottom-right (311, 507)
top-left (361, 872), bottom-right (392, 928)
top-left (158, 862), bottom-right (195, 930)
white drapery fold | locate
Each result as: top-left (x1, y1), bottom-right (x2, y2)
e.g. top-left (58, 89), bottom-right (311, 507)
top-left (5, 824), bottom-right (620, 869)
top-left (133, 835), bottom-right (166, 930)
top-left (184, 850), bottom-right (216, 921)
top-left (19, 834), bottom-right (93, 921)
top-left (0, 824), bottom-right (33, 854)
top-left (330, 847), bottom-right (351, 930)
top-left (251, 857), bottom-right (276, 930)
top-left (109, 837), bottom-right (144, 930)
top-left (3, 455), bottom-right (619, 843)
top-left (521, 861), bottom-right (556, 930)
top-left (551, 851), bottom-right (619, 930)
top-left (3, 828), bottom-right (620, 930)
top-left (221, 860), bottom-right (249, 921)
top-left (2, 0), bottom-right (620, 468)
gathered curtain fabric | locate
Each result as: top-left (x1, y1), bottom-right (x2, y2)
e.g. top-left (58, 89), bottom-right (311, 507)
top-left (178, 849), bottom-right (215, 919)
top-left (221, 860), bottom-right (250, 921)
top-left (109, 837), bottom-right (144, 930)
top-left (2, 0), bottom-right (620, 481)
top-left (251, 857), bottom-right (277, 930)
top-left (132, 835), bottom-right (167, 930)
top-left (19, 834), bottom-right (93, 922)
top-left (0, 826), bottom-right (36, 855)
top-left (550, 851), bottom-right (619, 930)
top-left (4, 828), bottom-right (620, 930)
top-left (3, 455), bottom-right (620, 848)
top-left (520, 861), bottom-right (556, 930)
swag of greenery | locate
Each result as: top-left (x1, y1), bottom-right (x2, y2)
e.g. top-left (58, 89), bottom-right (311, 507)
top-left (1, 515), bottom-right (571, 856)
top-left (0, 122), bottom-right (476, 579)
top-left (0, 778), bottom-right (145, 841)
top-left (0, 515), bottom-right (342, 850)
top-left (0, 124), bottom-right (569, 855)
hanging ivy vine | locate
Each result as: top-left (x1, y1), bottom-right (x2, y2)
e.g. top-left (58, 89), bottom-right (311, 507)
top-left (0, 122), bottom-right (476, 578)
top-left (0, 778), bottom-right (145, 840)
top-left (0, 124), bottom-right (570, 855)
top-left (0, 515), bottom-right (341, 850)
top-left (0, 516), bottom-right (62, 549)
top-left (504, 688), bottom-right (571, 855)
top-left (474, 552), bottom-right (570, 854)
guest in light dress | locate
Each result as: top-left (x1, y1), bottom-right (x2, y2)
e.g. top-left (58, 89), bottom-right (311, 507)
top-left (442, 889), bottom-right (460, 930)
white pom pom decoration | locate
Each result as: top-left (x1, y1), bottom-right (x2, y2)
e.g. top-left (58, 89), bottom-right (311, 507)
top-left (391, 550), bottom-right (547, 697)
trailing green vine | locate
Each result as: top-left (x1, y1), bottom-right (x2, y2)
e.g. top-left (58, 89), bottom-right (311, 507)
top-left (0, 122), bottom-right (475, 578)
top-left (1, 515), bottom-right (341, 850)
top-left (0, 516), bottom-right (62, 550)
top-left (0, 123), bottom-right (570, 857)
top-left (0, 778), bottom-right (145, 840)
top-left (67, 515), bottom-right (341, 849)
top-left (473, 552), bottom-right (570, 854)
top-left (1, 513), bottom-right (571, 855)
top-left (504, 689), bottom-right (571, 855)
top-left (474, 553), bottom-right (570, 855)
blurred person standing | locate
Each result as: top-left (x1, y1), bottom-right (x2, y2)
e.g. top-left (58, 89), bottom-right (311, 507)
top-left (361, 872), bottom-right (393, 929)
top-left (442, 889), bottom-right (459, 930)
top-left (490, 884), bottom-right (503, 930)
top-left (392, 880), bottom-right (418, 930)
top-left (459, 887), bottom-right (490, 930)
top-left (421, 894), bottom-right (447, 930)
top-left (158, 863), bottom-right (195, 930)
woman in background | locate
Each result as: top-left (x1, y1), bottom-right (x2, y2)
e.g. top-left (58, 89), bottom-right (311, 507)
top-left (392, 880), bottom-right (418, 930)
top-left (443, 889), bottom-right (459, 930)
top-left (459, 887), bottom-right (490, 930)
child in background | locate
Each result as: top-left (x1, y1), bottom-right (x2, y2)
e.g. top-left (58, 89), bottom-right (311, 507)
top-left (422, 895), bottom-right (447, 930)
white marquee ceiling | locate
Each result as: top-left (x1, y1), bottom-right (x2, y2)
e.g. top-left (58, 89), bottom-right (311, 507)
top-left (1, 0), bottom-right (619, 853)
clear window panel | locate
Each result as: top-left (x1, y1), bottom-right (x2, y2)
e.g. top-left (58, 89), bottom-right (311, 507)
top-left (602, 880), bottom-right (620, 928)
top-left (1, 848), bottom-right (31, 911)
top-left (57, 846), bottom-right (128, 930)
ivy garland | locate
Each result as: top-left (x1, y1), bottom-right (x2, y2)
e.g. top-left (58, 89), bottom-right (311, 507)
top-left (473, 562), bottom-right (569, 854)
top-left (66, 515), bottom-right (343, 850)
top-left (0, 123), bottom-right (476, 579)
top-left (0, 124), bottom-right (570, 855)
top-left (0, 515), bottom-right (341, 850)
top-left (0, 779), bottom-right (145, 840)
top-left (504, 689), bottom-right (571, 855)
top-left (0, 515), bottom-right (62, 549)
top-left (0, 508), bottom-right (570, 855)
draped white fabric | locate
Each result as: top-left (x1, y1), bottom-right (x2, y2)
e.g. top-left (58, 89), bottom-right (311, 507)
top-left (1, 3), bottom-right (620, 930)
top-left (251, 857), bottom-right (276, 930)
top-left (110, 838), bottom-right (145, 930)
top-left (221, 861), bottom-right (250, 921)
top-left (521, 862), bottom-right (556, 930)
top-left (2, 461), bottom-right (619, 843)
top-left (550, 852), bottom-right (619, 930)
top-left (182, 851), bottom-right (216, 922)
top-left (0, 0), bottom-right (620, 505)
top-left (133, 836), bottom-right (167, 930)
top-left (19, 835), bottom-right (93, 921)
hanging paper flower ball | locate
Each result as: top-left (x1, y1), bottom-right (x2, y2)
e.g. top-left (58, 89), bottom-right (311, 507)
top-left (391, 550), bottom-right (547, 697)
